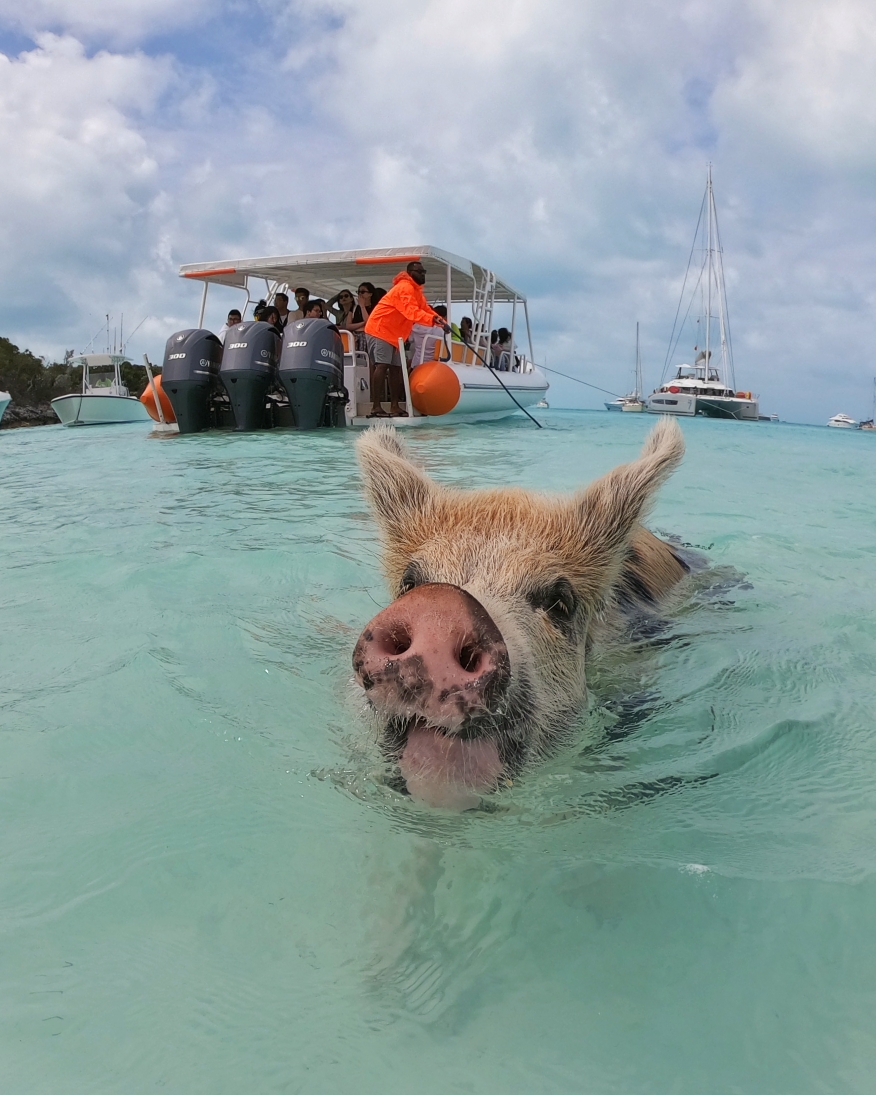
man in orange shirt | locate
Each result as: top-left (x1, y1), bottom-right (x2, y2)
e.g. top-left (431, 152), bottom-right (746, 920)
top-left (364, 260), bottom-right (449, 417)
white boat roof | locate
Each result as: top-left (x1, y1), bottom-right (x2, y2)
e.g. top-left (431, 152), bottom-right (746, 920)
top-left (178, 245), bottom-right (525, 304)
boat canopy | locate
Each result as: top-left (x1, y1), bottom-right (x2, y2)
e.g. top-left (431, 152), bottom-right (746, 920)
top-left (178, 244), bottom-right (525, 305)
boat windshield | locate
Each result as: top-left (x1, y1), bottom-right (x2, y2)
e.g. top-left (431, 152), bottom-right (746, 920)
top-left (87, 367), bottom-right (116, 389)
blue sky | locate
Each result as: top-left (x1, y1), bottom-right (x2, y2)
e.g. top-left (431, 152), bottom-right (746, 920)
top-left (1, 0), bottom-right (875, 423)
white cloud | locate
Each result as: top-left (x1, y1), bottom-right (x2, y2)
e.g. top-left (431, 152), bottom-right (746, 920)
top-left (2, 0), bottom-right (876, 421)
top-left (0, 0), bottom-right (215, 45)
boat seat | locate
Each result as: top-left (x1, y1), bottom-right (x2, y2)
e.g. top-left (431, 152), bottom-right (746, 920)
top-left (340, 329), bottom-right (371, 370)
top-left (432, 340), bottom-right (476, 365)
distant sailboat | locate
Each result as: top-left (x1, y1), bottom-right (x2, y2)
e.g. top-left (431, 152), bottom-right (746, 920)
top-left (646, 167), bottom-right (759, 421)
top-left (605, 322), bottom-right (646, 412)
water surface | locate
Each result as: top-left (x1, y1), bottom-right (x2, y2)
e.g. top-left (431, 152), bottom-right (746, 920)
top-left (2, 412), bottom-right (875, 1093)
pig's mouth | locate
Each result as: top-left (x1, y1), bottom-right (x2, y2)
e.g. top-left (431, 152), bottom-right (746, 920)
top-left (380, 715), bottom-right (526, 810)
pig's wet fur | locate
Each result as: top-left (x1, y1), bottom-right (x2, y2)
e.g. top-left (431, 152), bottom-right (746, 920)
top-left (352, 419), bottom-right (739, 810)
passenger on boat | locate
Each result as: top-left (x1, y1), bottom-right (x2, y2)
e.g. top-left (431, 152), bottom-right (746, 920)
top-left (305, 299), bottom-right (327, 319)
top-left (259, 304), bottom-right (283, 332)
top-left (409, 304), bottom-right (446, 366)
top-left (289, 287), bottom-right (311, 321)
top-left (452, 316), bottom-right (473, 344)
top-left (217, 309), bottom-right (242, 344)
top-left (492, 327), bottom-right (513, 370)
top-left (364, 260), bottom-right (449, 418)
top-left (347, 282), bottom-right (375, 335)
top-left (327, 289), bottom-right (357, 330)
top-left (274, 292), bottom-right (291, 329)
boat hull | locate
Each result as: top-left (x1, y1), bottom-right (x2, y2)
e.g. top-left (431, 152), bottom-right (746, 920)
top-left (0, 393), bottom-right (10, 424)
top-left (51, 394), bottom-right (151, 426)
top-left (348, 361), bottom-right (549, 426)
top-left (645, 392), bottom-right (697, 416)
top-left (646, 392), bottom-right (759, 420)
top-left (696, 396), bottom-right (759, 420)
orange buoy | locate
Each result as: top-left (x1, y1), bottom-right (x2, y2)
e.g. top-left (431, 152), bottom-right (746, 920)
top-left (409, 361), bottom-right (461, 417)
top-left (140, 373), bottom-right (177, 423)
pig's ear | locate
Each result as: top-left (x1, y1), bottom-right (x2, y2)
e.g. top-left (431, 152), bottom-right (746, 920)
top-left (356, 425), bottom-right (436, 533)
top-left (574, 417), bottom-right (685, 598)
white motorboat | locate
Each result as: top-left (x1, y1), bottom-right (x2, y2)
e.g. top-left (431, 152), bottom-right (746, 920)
top-left (606, 323), bottom-right (646, 412)
top-left (0, 391), bottom-right (10, 425)
top-left (827, 413), bottom-right (858, 429)
top-left (174, 245), bottom-right (549, 431)
top-left (51, 354), bottom-right (151, 426)
top-left (646, 168), bottom-right (759, 422)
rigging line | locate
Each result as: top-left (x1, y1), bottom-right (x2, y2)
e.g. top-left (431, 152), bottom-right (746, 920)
top-left (667, 262), bottom-right (705, 371)
top-left (662, 187), bottom-right (707, 383)
top-left (446, 333), bottom-right (543, 428)
top-left (538, 362), bottom-right (622, 398)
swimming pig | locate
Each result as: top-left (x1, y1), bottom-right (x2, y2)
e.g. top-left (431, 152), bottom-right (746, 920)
top-left (352, 419), bottom-right (688, 809)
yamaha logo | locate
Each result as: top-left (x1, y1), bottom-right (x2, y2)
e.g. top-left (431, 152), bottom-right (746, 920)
top-left (320, 349), bottom-right (340, 361)
top-left (260, 349), bottom-right (269, 359)
top-left (175, 335), bottom-right (185, 342)
top-left (199, 358), bottom-right (210, 367)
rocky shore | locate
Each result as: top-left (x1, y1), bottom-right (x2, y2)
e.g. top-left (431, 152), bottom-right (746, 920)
top-left (1, 401), bottom-right (56, 428)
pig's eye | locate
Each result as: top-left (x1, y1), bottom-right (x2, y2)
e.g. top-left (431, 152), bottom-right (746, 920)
top-left (398, 562), bottom-right (425, 597)
top-left (528, 578), bottom-right (578, 633)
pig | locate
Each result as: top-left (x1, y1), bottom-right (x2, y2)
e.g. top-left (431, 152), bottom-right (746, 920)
top-left (352, 418), bottom-right (688, 809)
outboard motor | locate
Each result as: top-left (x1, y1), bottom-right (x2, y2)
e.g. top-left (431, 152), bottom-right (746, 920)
top-left (219, 321), bottom-right (281, 431)
top-left (278, 318), bottom-right (347, 429)
top-left (161, 329), bottom-right (223, 433)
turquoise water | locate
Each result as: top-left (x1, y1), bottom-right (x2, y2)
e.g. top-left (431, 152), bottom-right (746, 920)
top-left (2, 411), bottom-right (876, 1094)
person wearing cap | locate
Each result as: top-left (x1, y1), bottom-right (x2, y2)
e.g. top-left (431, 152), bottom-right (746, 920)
top-left (364, 260), bottom-right (449, 417)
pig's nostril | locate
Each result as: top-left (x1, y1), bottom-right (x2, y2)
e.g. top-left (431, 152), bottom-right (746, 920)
top-left (376, 625), bottom-right (411, 657)
top-left (458, 640), bottom-right (482, 673)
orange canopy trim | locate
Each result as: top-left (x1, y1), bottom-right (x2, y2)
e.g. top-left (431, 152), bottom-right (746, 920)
top-left (182, 267), bottom-right (237, 278)
top-left (355, 255), bottom-right (421, 265)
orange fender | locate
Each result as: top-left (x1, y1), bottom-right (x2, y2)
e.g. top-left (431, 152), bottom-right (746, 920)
top-left (409, 361), bottom-right (461, 417)
top-left (140, 373), bottom-right (177, 423)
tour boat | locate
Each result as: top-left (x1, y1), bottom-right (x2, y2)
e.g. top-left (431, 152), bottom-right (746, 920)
top-left (606, 323), bottom-right (646, 412)
top-left (51, 354), bottom-right (151, 426)
top-left (157, 245), bottom-right (549, 433)
top-left (646, 168), bottom-right (759, 422)
top-left (827, 413), bottom-right (858, 429)
top-left (0, 391), bottom-right (10, 425)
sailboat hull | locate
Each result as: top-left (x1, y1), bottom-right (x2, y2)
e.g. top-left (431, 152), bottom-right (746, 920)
top-left (696, 396), bottom-right (759, 421)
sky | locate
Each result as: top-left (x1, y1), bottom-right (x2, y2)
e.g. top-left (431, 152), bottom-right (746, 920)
top-left (1, 0), bottom-right (875, 423)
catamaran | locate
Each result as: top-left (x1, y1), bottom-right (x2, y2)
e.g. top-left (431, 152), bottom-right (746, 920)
top-left (153, 246), bottom-right (549, 433)
top-left (605, 322), bottom-right (645, 412)
top-left (646, 168), bottom-right (759, 421)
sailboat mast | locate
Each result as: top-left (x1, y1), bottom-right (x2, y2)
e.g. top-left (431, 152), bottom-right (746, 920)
top-left (705, 165), bottom-right (713, 380)
top-left (635, 321), bottom-right (642, 399)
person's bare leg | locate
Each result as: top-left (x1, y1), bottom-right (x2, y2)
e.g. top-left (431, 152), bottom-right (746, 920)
top-left (369, 363), bottom-right (388, 415)
top-left (388, 364), bottom-right (405, 416)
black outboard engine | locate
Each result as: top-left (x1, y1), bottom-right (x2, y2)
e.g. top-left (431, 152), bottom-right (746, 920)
top-left (161, 329), bottom-right (223, 434)
top-left (219, 321), bottom-right (281, 431)
top-left (278, 318), bottom-right (347, 429)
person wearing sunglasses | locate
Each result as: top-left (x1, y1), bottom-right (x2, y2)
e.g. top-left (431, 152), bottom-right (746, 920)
top-left (327, 288), bottom-right (357, 330)
top-left (363, 260), bottom-right (450, 417)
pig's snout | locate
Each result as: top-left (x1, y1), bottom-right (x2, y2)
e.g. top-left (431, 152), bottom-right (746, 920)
top-left (353, 584), bottom-right (511, 730)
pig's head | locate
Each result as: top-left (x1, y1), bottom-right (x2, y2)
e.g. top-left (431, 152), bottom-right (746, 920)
top-left (352, 419), bottom-right (685, 809)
